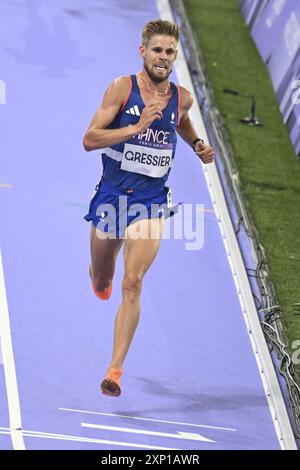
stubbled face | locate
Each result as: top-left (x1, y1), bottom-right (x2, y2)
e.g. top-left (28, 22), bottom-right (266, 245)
top-left (140, 34), bottom-right (178, 83)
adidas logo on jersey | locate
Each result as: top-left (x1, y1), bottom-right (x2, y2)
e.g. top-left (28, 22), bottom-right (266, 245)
top-left (126, 105), bottom-right (140, 116)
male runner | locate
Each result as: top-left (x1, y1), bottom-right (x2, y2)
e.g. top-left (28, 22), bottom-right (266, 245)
top-left (83, 19), bottom-right (214, 397)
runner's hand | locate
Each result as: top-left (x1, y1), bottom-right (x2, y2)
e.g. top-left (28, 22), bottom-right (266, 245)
top-left (194, 140), bottom-right (215, 164)
top-left (136, 103), bottom-right (163, 132)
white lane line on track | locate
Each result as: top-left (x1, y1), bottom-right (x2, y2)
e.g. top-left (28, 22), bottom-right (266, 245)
top-left (0, 427), bottom-right (179, 450)
top-left (197, 207), bottom-right (215, 213)
top-left (59, 407), bottom-right (236, 432)
top-left (81, 422), bottom-right (215, 443)
top-left (0, 249), bottom-right (25, 450)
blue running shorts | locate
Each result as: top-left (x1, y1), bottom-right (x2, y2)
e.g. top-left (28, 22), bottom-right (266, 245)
top-left (84, 179), bottom-right (180, 238)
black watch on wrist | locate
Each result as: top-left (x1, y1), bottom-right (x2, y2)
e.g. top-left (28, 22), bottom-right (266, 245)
top-left (192, 138), bottom-right (205, 151)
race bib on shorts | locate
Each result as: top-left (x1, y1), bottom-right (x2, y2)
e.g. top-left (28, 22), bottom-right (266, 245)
top-left (166, 187), bottom-right (172, 208)
top-left (121, 143), bottom-right (172, 178)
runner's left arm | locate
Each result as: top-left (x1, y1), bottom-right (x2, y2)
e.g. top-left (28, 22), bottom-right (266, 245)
top-left (176, 86), bottom-right (214, 164)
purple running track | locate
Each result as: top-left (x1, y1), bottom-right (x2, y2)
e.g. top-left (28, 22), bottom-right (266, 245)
top-left (0, 0), bottom-right (283, 450)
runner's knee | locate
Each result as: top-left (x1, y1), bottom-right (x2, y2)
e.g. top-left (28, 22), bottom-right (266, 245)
top-left (122, 272), bottom-right (143, 300)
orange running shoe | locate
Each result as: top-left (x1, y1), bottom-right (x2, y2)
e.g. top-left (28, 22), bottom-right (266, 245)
top-left (100, 367), bottom-right (123, 397)
top-left (92, 281), bottom-right (112, 301)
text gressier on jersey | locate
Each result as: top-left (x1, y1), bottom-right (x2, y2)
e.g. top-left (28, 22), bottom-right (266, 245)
top-left (124, 150), bottom-right (171, 167)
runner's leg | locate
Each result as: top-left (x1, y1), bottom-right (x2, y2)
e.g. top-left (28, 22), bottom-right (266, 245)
top-left (89, 224), bottom-right (124, 295)
top-left (108, 217), bottom-right (164, 369)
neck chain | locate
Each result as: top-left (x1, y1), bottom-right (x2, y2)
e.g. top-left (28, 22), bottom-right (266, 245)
top-left (138, 72), bottom-right (170, 96)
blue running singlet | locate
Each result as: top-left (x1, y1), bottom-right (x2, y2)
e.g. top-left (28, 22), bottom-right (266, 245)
top-left (102, 74), bottom-right (180, 191)
top-left (84, 74), bottom-right (181, 237)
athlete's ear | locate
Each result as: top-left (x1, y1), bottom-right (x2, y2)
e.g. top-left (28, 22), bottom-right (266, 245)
top-left (139, 44), bottom-right (146, 58)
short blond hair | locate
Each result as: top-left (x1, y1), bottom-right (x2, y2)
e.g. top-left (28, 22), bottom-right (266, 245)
top-left (142, 19), bottom-right (180, 46)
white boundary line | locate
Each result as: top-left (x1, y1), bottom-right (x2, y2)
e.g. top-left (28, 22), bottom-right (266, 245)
top-left (0, 427), bottom-right (179, 450)
top-left (59, 407), bottom-right (237, 431)
top-left (0, 80), bottom-right (6, 105)
top-left (0, 249), bottom-right (25, 450)
top-left (156, 0), bottom-right (297, 450)
top-left (81, 422), bottom-right (215, 443)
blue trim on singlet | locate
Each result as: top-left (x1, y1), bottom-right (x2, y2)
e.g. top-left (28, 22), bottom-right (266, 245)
top-left (100, 74), bottom-right (179, 192)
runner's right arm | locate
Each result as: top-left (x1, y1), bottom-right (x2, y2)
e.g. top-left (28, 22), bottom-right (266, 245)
top-left (83, 77), bottom-right (162, 151)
